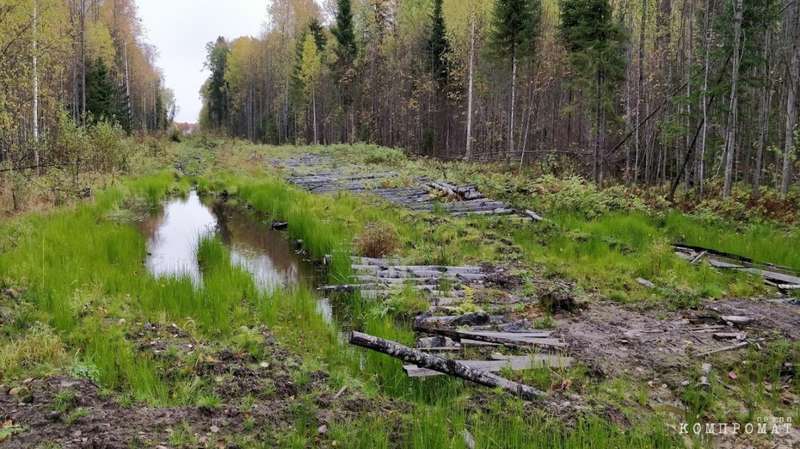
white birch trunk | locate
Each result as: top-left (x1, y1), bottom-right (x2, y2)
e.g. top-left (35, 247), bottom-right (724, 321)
top-left (509, 50), bottom-right (517, 162)
top-left (32, 0), bottom-right (40, 172)
top-left (722, 0), bottom-right (743, 198)
top-left (465, 16), bottom-right (475, 161)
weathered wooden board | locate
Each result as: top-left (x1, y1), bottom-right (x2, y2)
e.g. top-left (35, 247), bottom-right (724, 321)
top-left (414, 325), bottom-right (565, 348)
top-left (403, 354), bottom-right (573, 378)
top-left (349, 331), bottom-right (544, 400)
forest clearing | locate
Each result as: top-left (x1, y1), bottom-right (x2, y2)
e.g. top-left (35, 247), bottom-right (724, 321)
top-left (0, 140), bottom-right (798, 448)
top-left (2, 0), bottom-right (800, 447)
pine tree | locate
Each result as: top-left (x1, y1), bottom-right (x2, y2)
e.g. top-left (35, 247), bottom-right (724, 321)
top-left (491, 0), bottom-right (541, 158)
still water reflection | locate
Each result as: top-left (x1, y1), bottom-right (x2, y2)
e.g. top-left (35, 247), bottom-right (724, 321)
top-left (144, 191), bottom-right (312, 292)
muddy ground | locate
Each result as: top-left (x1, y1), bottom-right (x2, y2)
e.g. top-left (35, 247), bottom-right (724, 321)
top-left (556, 298), bottom-right (800, 380)
top-left (0, 323), bottom-right (392, 449)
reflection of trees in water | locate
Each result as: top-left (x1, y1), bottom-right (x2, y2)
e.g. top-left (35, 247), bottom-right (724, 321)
top-left (210, 201), bottom-right (312, 290)
top-left (144, 192), bottom-right (218, 284)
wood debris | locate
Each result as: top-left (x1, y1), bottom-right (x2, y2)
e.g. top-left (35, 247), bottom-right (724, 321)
top-left (403, 354), bottom-right (573, 378)
top-left (674, 244), bottom-right (800, 291)
top-left (349, 331), bottom-right (544, 400)
top-left (280, 157), bottom-right (545, 220)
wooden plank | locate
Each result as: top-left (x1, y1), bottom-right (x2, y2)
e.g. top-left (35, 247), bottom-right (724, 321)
top-left (349, 331), bottom-right (544, 400)
top-left (414, 325), bottom-right (564, 348)
top-left (696, 341), bottom-right (748, 357)
top-left (524, 210), bottom-right (544, 221)
top-left (403, 354), bottom-right (573, 378)
top-left (708, 259), bottom-right (745, 269)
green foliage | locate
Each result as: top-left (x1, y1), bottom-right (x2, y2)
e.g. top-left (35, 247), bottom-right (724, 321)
top-left (559, 0), bottom-right (626, 127)
top-left (531, 175), bottom-right (647, 218)
top-left (85, 58), bottom-right (125, 125)
top-left (203, 37), bottom-right (230, 129)
top-left (331, 0), bottom-right (357, 81)
top-left (196, 393), bottom-right (222, 411)
top-left (491, 0), bottom-right (542, 59)
top-left (428, 0), bottom-right (451, 87)
top-left (0, 323), bottom-right (67, 380)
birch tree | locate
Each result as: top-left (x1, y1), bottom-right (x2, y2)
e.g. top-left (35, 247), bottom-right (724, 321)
top-left (722, 0), bottom-right (743, 198)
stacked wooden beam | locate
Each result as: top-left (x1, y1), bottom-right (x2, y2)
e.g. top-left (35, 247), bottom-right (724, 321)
top-left (674, 244), bottom-right (800, 291)
top-left (280, 158), bottom-right (544, 219)
top-left (336, 256), bottom-right (569, 399)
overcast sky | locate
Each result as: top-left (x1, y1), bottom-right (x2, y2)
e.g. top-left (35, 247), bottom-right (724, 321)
top-left (137, 0), bottom-right (267, 123)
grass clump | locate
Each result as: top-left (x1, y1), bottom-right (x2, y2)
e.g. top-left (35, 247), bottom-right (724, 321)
top-left (0, 323), bottom-right (67, 380)
top-left (355, 222), bottom-right (400, 258)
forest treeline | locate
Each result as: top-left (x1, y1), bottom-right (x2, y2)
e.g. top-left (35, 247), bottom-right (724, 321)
top-left (0, 0), bottom-right (173, 183)
top-left (200, 0), bottom-right (799, 197)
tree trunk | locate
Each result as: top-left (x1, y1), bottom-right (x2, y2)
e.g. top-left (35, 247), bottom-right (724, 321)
top-left (348, 331), bottom-right (544, 400)
top-left (124, 43), bottom-right (132, 126)
top-left (781, 4), bottom-right (799, 195)
top-left (509, 49), bottom-right (517, 162)
top-left (32, 0), bottom-right (39, 172)
top-left (465, 16), bottom-right (475, 161)
top-left (722, 0), bottom-right (743, 198)
top-left (698, 0), bottom-right (712, 195)
top-left (312, 87), bottom-right (318, 144)
top-left (635, 0), bottom-right (647, 184)
top-left (80, 0), bottom-right (86, 125)
top-left (594, 69), bottom-right (602, 184)
top-left (684, 0), bottom-right (693, 190)
top-left (752, 31), bottom-right (771, 197)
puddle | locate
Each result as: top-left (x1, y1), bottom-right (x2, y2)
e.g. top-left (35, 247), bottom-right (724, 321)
top-left (143, 191), bottom-right (216, 284)
top-left (213, 202), bottom-right (314, 291)
top-left (143, 191), bottom-right (334, 322)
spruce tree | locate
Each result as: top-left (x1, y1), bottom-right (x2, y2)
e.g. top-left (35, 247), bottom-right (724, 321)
top-left (331, 0), bottom-right (357, 140)
top-left (204, 36), bottom-right (230, 129)
top-left (559, 0), bottom-right (626, 183)
top-left (331, 0), bottom-right (356, 69)
top-left (491, 0), bottom-right (541, 158)
top-left (429, 0), bottom-right (450, 88)
top-left (308, 19), bottom-right (327, 52)
top-left (85, 58), bottom-right (116, 123)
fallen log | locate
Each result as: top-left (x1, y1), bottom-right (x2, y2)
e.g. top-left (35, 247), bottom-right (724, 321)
top-left (414, 312), bottom-right (491, 328)
top-left (427, 181), bottom-right (458, 199)
top-left (720, 315), bottom-right (754, 326)
top-left (696, 341), bottom-right (748, 357)
top-left (523, 210), bottom-right (544, 222)
top-left (414, 324), bottom-right (562, 348)
top-left (349, 331), bottom-right (544, 400)
top-left (403, 354), bottom-right (573, 378)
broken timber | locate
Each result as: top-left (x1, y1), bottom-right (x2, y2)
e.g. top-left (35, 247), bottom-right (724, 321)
top-left (413, 324), bottom-right (565, 349)
top-left (403, 354), bottom-right (573, 378)
top-left (674, 244), bottom-right (800, 290)
top-left (349, 331), bottom-right (544, 400)
top-left (281, 158), bottom-right (545, 220)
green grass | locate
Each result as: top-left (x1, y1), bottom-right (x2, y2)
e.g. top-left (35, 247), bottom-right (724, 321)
top-left (512, 211), bottom-right (763, 304)
top-left (0, 147), bottom-right (719, 448)
top-left (664, 211), bottom-right (800, 271)
top-left (193, 171), bottom-right (685, 447)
